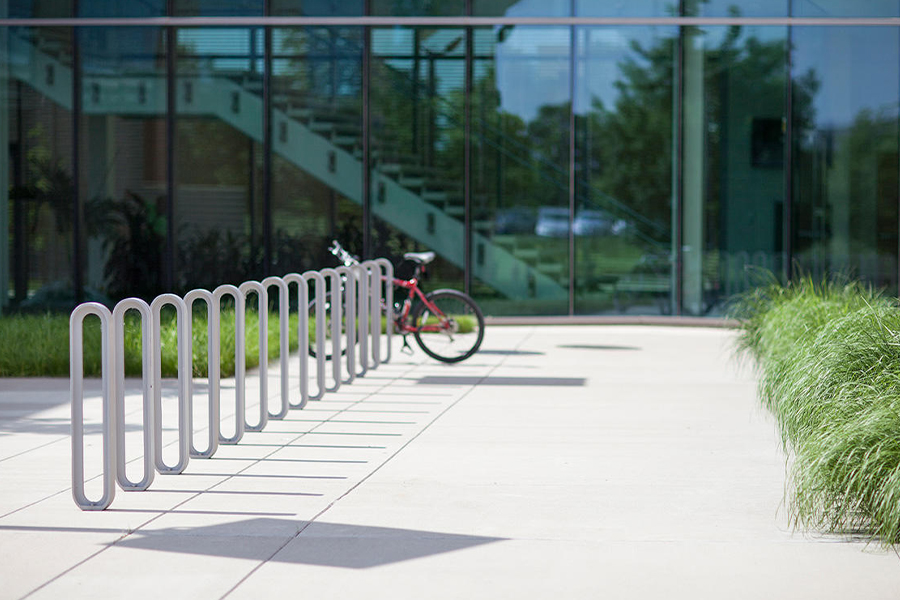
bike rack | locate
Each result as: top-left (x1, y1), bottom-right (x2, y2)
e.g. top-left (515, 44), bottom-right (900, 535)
top-left (70, 303), bottom-right (116, 510)
top-left (262, 276), bottom-right (290, 420)
top-left (150, 294), bottom-right (190, 474)
top-left (69, 260), bottom-right (394, 510)
top-left (336, 265), bottom-right (357, 384)
top-left (184, 288), bottom-right (218, 459)
top-left (240, 281), bottom-right (268, 433)
top-left (112, 298), bottom-right (154, 491)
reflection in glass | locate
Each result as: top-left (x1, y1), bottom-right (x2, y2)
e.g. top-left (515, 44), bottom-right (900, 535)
top-left (270, 0), bottom-right (364, 16)
top-left (371, 0), bottom-right (464, 16)
top-left (792, 0), bottom-right (899, 17)
top-left (576, 1), bottom-right (678, 17)
top-left (172, 0), bottom-right (263, 17)
top-left (574, 26), bottom-right (676, 315)
top-left (271, 26), bottom-right (364, 272)
top-left (683, 26), bottom-right (788, 315)
top-left (472, 26), bottom-right (570, 315)
top-left (3, 26), bottom-right (76, 311)
top-left (79, 27), bottom-right (167, 302)
top-left (791, 26), bottom-right (899, 294)
top-left (369, 26), bottom-right (466, 292)
top-left (474, 0), bottom-right (569, 16)
top-left (174, 28), bottom-right (263, 290)
top-left (693, 0), bottom-right (787, 17)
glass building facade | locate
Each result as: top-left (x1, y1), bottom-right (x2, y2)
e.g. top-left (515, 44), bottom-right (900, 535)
top-left (1, 1), bottom-right (898, 317)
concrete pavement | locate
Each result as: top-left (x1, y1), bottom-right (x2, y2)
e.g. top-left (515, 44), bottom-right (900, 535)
top-left (1, 325), bottom-right (899, 599)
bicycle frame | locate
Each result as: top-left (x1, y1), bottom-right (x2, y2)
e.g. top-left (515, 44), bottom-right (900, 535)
top-left (328, 240), bottom-right (449, 335)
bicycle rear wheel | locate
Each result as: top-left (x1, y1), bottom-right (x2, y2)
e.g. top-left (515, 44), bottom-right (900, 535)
top-left (411, 289), bottom-right (485, 363)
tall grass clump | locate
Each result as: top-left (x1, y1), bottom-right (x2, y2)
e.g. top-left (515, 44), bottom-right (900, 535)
top-left (731, 272), bottom-right (900, 545)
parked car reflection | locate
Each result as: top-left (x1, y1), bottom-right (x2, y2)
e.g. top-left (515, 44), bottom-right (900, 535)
top-left (573, 209), bottom-right (628, 237)
top-left (535, 207), bottom-right (569, 237)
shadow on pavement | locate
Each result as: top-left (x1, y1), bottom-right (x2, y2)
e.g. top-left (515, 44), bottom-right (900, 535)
top-left (416, 376), bottom-right (585, 386)
top-left (557, 344), bottom-right (641, 351)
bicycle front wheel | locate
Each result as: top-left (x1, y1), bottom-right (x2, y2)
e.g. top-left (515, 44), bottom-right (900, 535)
top-left (411, 289), bottom-right (485, 363)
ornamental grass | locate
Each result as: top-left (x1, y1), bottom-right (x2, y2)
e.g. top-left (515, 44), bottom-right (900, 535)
top-left (731, 273), bottom-right (900, 545)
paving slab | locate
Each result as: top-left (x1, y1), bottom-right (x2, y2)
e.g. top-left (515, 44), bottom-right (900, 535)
top-left (1, 325), bottom-right (899, 599)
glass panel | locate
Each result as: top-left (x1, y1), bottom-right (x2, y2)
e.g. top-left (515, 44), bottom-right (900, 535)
top-left (3, 26), bottom-right (75, 312)
top-left (172, 0), bottom-right (263, 17)
top-left (693, 0), bottom-right (787, 17)
top-left (78, 27), bottom-right (167, 303)
top-left (793, 1), bottom-right (899, 17)
top-left (472, 26), bottom-right (570, 315)
top-left (270, 1), bottom-right (364, 16)
top-left (79, 1), bottom-right (166, 17)
top-left (7, 1), bottom-right (73, 18)
top-left (370, 26), bottom-right (466, 292)
top-left (271, 26), bottom-right (363, 272)
top-left (474, 0), bottom-right (570, 17)
top-left (682, 26), bottom-right (788, 316)
top-left (174, 27), bottom-right (264, 290)
top-left (574, 26), bottom-right (676, 316)
top-left (575, 1), bottom-right (680, 17)
top-left (371, 0), bottom-right (465, 16)
top-left (791, 26), bottom-right (899, 294)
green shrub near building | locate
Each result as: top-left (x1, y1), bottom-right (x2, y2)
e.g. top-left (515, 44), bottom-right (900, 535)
top-left (0, 310), bottom-right (301, 378)
top-left (732, 274), bottom-right (900, 546)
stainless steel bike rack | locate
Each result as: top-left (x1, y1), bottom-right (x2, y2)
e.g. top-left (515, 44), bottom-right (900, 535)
top-left (213, 284), bottom-right (245, 445)
top-left (70, 259), bottom-right (395, 510)
top-left (336, 265), bottom-right (357, 384)
top-left (240, 281), bottom-right (268, 433)
top-left (112, 298), bottom-right (154, 491)
top-left (283, 273), bottom-right (309, 410)
top-left (321, 268), bottom-right (343, 393)
top-left (150, 294), bottom-right (190, 474)
top-left (184, 288), bottom-right (219, 459)
top-left (71, 303), bottom-right (116, 511)
top-left (352, 263), bottom-right (369, 377)
top-left (375, 258), bottom-right (394, 364)
top-left (262, 276), bottom-right (290, 420)
top-left (304, 270), bottom-right (327, 401)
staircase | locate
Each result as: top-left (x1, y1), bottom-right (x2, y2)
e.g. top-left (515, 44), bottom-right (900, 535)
top-left (9, 30), bottom-right (567, 301)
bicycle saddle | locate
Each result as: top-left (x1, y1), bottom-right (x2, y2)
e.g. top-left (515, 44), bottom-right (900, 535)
top-left (404, 251), bottom-right (435, 264)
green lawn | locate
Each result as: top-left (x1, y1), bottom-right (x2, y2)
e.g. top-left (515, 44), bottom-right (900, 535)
top-left (0, 310), bottom-right (303, 378)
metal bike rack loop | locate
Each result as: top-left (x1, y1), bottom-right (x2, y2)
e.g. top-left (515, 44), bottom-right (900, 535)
top-left (303, 271), bottom-right (327, 400)
top-left (335, 265), bottom-right (357, 384)
top-left (321, 268), bottom-right (343, 393)
top-left (361, 260), bottom-right (383, 368)
top-left (213, 284), bottom-right (245, 444)
top-left (184, 288), bottom-right (219, 458)
top-left (112, 298), bottom-right (155, 491)
top-left (352, 263), bottom-right (369, 377)
top-left (71, 302), bottom-right (116, 510)
top-left (240, 281), bottom-right (268, 433)
top-left (375, 258), bottom-right (394, 364)
top-left (150, 294), bottom-right (191, 474)
top-left (262, 276), bottom-right (290, 420)
top-left (283, 273), bottom-right (309, 409)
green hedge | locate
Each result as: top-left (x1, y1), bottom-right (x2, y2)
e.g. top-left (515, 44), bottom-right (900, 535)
top-left (732, 275), bottom-right (900, 545)
top-left (0, 310), bottom-right (302, 378)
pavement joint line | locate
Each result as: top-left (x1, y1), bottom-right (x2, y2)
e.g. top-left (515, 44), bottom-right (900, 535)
top-left (19, 355), bottom-right (432, 599)
top-left (220, 327), bottom-right (538, 599)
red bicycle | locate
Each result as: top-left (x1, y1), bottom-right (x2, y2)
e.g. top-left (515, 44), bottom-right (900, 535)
top-left (321, 241), bottom-right (485, 363)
